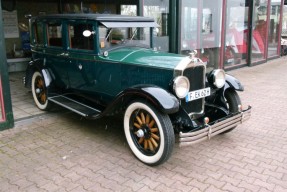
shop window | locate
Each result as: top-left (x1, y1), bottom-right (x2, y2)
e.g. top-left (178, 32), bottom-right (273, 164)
top-left (181, 0), bottom-right (222, 70)
top-left (47, 22), bottom-right (62, 47)
top-left (68, 23), bottom-right (94, 50)
top-left (121, 5), bottom-right (137, 16)
top-left (143, 0), bottom-right (169, 52)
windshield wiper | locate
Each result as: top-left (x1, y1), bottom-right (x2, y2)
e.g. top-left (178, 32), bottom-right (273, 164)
top-left (105, 29), bottom-right (113, 41)
top-left (130, 28), bottom-right (138, 40)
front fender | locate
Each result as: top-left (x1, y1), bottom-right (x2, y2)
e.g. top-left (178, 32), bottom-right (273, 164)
top-left (99, 86), bottom-right (179, 117)
top-left (224, 74), bottom-right (244, 91)
top-left (123, 86), bottom-right (179, 114)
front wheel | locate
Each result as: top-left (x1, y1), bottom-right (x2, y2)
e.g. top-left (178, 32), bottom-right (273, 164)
top-left (31, 71), bottom-right (51, 110)
top-left (222, 89), bottom-right (242, 134)
top-left (124, 101), bottom-right (174, 166)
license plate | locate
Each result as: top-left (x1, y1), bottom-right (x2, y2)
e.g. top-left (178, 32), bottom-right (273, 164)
top-left (185, 87), bottom-right (211, 102)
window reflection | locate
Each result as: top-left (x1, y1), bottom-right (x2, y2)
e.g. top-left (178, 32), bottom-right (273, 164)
top-left (181, 0), bottom-right (222, 70)
top-left (143, 0), bottom-right (169, 52)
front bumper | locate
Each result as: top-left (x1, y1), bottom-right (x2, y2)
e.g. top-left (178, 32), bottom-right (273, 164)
top-left (179, 106), bottom-right (251, 147)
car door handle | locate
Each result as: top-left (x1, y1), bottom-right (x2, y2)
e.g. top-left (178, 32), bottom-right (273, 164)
top-left (57, 52), bottom-right (69, 57)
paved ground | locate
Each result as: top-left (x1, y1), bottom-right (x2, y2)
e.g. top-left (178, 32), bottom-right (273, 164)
top-left (1, 57), bottom-right (287, 192)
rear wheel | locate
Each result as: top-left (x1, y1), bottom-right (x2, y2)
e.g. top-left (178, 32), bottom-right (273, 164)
top-left (124, 101), bottom-right (174, 166)
top-left (222, 89), bottom-right (241, 133)
top-left (31, 71), bottom-right (51, 110)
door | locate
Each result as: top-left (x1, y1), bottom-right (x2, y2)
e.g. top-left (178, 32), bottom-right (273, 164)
top-left (224, 0), bottom-right (251, 68)
top-left (251, 0), bottom-right (269, 63)
top-left (66, 21), bottom-right (96, 91)
top-left (66, 21), bottom-right (121, 105)
top-left (45, 20), bottom-right (70, 88)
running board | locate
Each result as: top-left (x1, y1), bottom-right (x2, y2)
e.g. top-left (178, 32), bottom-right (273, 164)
top-left (48, 95), bottom-right (101, 118)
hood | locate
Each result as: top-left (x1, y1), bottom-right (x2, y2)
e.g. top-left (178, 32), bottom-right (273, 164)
top-left (102, 47), bottom-right (186, 69)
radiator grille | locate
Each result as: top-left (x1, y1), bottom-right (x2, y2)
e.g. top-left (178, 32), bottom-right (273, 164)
top-left (180, 65), bottom-right (205, 114)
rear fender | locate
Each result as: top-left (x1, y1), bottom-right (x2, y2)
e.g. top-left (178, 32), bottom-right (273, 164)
top-left (25, 59), bottom-right (53, 88)
top-left (25, 59), bottom-right (44, 88)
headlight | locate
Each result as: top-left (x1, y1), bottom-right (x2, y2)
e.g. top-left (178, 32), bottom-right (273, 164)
top-left (210, 69), bottom-right (226, 88)
top-left (173, 76), bottom-right (190, 99)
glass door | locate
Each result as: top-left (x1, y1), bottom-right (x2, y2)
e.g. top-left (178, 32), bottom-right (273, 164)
top-left (267, 0), bottom-right (281, 57)
top-left (224, 0), bottom-right (250, 68)
top-left (251, 0), bottom-right (269, 62)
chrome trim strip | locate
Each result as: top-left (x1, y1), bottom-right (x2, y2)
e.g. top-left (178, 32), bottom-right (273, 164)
top-left (179, 106), bottom-right (251, 147)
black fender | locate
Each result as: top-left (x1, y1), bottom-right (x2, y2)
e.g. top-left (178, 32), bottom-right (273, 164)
top-left (95, 86), bottom-right (179, 118)
top-left (206, 74), bottom-right (244, 111)
top-left (224, 74), bottom-right (244, 91)
top-left (24, 59), bottom-right (45, 88)
top-left (25, 59), bottom-right (54, 89)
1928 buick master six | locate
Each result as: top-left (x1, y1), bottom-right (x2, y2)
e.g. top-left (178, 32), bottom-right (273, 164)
top-left (24, 14), bottom-right (251, 166)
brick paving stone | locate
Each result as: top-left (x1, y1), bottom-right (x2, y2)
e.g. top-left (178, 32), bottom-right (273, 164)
top-left (188, 179), bottom-right (210, 191)
top-left (222, 183), bottom-right (245, 192)
top-left (154, 184), bottom-right (178, 192)
top-left (205, 177), bottom-right (226, 189)
top-left (238, 180), bottom-right (260, 192)
top-left (253, 178), bottom-right (276, 191)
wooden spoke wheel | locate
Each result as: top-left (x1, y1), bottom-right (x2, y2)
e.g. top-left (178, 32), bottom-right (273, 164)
top-left (124, 101), bottom-right (174, 166)
top-left (31, 71), bottom-right (51, 110)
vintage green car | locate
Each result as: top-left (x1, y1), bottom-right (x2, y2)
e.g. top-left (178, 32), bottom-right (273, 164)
top-left (24, 14), bottom-right (251, 166)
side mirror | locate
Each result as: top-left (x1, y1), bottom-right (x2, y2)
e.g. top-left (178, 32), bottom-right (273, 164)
top-left (83, 30), bottom-right (95, 37)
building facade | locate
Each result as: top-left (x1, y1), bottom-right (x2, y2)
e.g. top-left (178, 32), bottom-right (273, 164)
top-left (0, 0), bottom-right (285, 129)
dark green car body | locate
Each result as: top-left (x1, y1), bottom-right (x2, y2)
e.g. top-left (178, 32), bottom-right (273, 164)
top-left (25, 14), bottom-right (251, 165)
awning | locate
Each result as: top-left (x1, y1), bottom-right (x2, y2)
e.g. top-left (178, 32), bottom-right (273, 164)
top-left (100, 21), bottom-right (159, 28)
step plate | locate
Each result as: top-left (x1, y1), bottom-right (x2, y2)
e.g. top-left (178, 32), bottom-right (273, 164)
top-left (48, 95), bottom-right (101, 117)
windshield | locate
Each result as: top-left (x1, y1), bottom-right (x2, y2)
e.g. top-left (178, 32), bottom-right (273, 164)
top-left (98, 25), bottom-right (152, 51)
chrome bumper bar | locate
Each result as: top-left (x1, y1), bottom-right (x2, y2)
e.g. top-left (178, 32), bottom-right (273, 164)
top-left (179, 106), bottom-right (251, 147)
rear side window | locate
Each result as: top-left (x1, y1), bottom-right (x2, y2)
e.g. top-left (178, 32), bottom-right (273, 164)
top-left (32, 22), bottom-right (44, 45)
top-left (47, 22), bottom-right (63, 47)
top-left (68, 23), bottom-right (94, 50)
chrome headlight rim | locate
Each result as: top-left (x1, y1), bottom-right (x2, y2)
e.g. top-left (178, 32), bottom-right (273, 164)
top-left (173, 76), bottom-right (190, 99)
top-left (213, 69), bottom-right (226, 88)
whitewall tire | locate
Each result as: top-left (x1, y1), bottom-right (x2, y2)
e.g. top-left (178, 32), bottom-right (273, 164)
top-left (124, 101), bottom-right (174, 166)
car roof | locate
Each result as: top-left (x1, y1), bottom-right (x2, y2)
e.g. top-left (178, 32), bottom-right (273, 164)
top-left (33, 13), bottom-right (155, 22)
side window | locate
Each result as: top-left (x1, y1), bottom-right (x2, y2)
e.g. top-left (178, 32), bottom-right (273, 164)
top-left (32, 22), bottom-right (44, 45)
top-left (68, 23), bottom-right (94, 50)
top-left (47, 22), bottom-right (63, 47)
